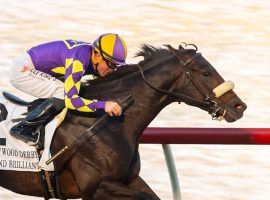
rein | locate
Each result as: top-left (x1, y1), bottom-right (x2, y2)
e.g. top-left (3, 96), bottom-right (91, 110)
top-left (136, 46), bottom-right (229, 120)
top-left (136, 64), bottom-right (211, 108)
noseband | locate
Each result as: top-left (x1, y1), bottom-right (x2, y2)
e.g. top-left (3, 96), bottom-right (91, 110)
top-left (136, 46), bottom-right (233, 120)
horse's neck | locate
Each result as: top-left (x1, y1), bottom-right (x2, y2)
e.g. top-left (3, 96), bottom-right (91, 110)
top-left (124, 93), bottom-right (168, 139)
top-left (123, 63), bottom-right (182, 142)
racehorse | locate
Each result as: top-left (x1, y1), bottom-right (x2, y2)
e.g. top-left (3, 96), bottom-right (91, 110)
top-left (0, 44), bottom-right (247, 199)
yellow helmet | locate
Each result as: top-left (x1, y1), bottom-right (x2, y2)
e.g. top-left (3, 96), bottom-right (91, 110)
top-left (93, 33), bottom-right (127, 66)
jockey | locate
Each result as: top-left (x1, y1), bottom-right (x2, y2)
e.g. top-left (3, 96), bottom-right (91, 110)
top-left (9, 33), bottom-right (128, 145)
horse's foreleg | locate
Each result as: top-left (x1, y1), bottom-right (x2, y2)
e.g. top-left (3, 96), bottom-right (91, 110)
top-left (92, 178), bottom-right (160, 200)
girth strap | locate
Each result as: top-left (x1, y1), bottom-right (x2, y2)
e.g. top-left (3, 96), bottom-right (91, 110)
top-left (45, 171), bottom-right (56, 198)
top-left (39, 170), bottom-right (66, 200)
top-left (39, 170), bottom-right (50, 200)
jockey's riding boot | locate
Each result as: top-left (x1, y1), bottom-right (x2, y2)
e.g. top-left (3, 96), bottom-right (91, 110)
top-left (9, 97), bottom-right (65, 146)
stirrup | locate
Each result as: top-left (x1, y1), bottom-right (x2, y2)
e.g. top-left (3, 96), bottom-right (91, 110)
top-left (10, 124), bottom-right (42, 148)
top-left (27, 125), bottom-right (42, 146)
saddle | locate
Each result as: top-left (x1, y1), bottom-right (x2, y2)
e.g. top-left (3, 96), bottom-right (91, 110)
top-left (2, 91), bottom-right (65, 149)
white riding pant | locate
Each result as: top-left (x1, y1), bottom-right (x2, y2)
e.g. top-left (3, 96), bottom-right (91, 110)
top-left (9, 52), bottom-right (64, 99)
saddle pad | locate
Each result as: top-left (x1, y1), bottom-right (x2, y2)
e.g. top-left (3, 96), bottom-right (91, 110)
top-left (0, 94), bottom-right (66, 172)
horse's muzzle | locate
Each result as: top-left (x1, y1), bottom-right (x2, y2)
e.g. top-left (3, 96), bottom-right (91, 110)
top-left (224, 99), bottom-right (247, 122)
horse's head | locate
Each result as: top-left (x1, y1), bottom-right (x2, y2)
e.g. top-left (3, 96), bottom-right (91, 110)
top-left (168, 44), bottom-right (247, 122)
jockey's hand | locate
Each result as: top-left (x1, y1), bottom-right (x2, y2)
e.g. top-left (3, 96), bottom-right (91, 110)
top-left (105, 101), bottom-right (122, 116)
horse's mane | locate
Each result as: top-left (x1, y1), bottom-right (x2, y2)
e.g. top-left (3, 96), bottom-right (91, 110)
top-left (135, 44), bottom-right (169, 65)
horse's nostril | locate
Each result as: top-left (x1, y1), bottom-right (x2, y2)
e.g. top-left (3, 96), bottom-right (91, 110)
top-left (234, 103), bottom-right (242, 110)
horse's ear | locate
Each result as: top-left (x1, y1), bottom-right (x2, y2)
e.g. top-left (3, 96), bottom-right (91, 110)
top-left (179, 45), bottom-right (185, 50)
top-left (178, 44), bottom-right (186, 53)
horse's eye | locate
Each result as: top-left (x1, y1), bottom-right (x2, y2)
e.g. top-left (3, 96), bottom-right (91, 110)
top-left (203, 72), bottom-right (209, 76)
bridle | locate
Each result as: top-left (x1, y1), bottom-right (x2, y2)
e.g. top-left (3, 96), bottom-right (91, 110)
top-left (136, 45), bottom-right (232, 120)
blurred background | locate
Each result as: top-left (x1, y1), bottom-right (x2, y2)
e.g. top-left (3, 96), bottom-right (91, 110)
top-left (0, 0), bottom-right (269, 199)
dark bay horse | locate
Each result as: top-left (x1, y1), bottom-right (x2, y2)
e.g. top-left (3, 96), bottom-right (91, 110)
top-left (0, 44), bottom-right (247, 199)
